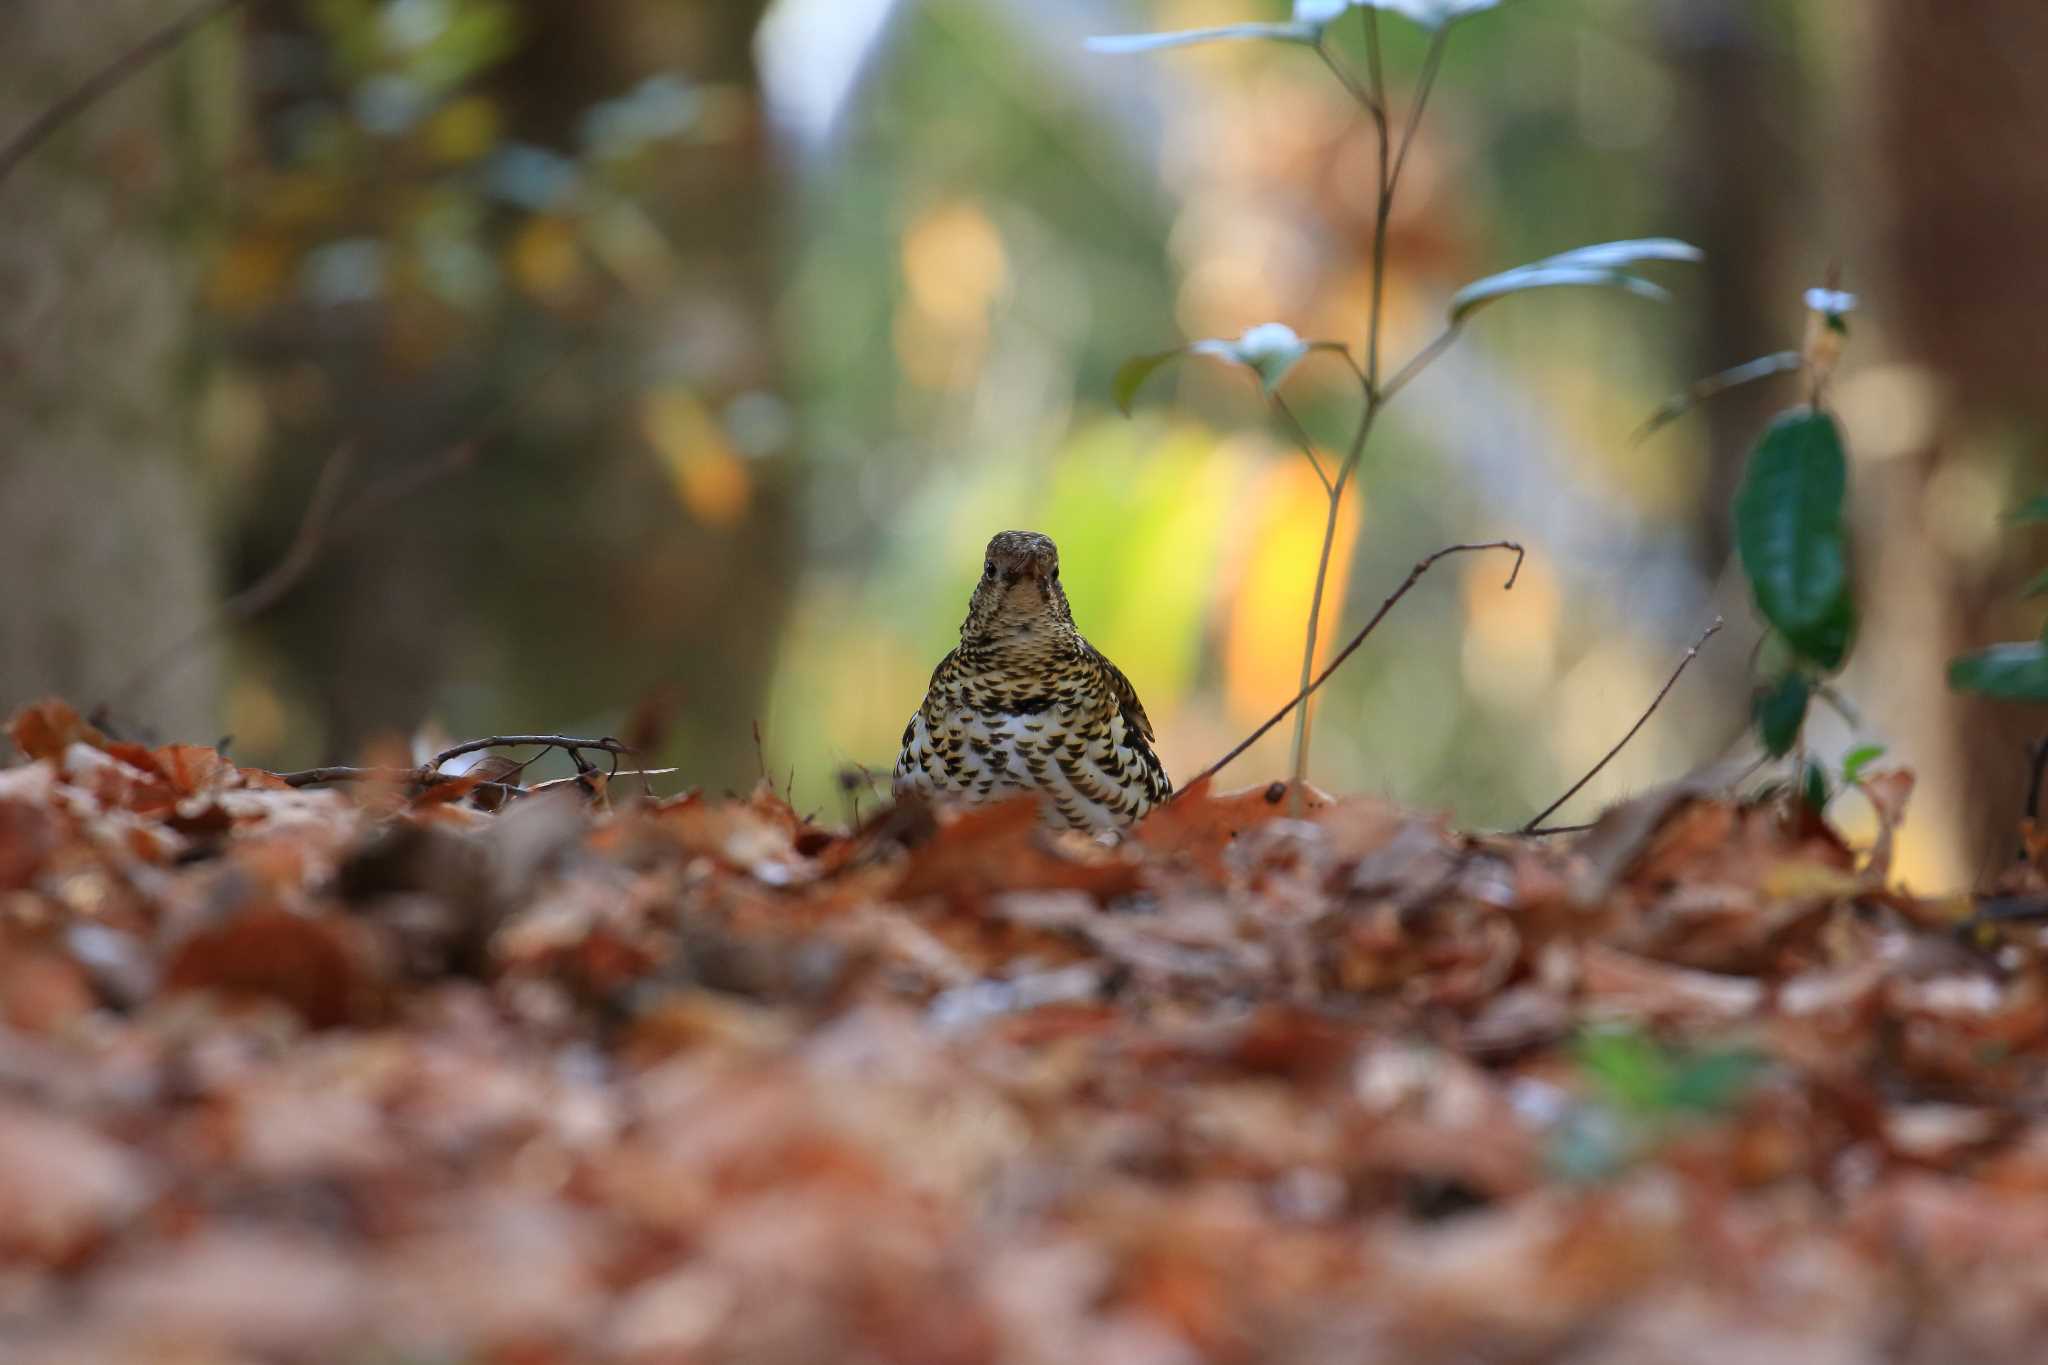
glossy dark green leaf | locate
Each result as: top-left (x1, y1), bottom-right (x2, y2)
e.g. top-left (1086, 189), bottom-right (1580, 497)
top-left (1734, 409), bottom-right (1855, 670)
top-left (1949, 641), bottom-right (2048, 702)
top-left (1802, 759), bottom-right (1829, 814)
top-left (1752, 672), bottom-right (1810, 758)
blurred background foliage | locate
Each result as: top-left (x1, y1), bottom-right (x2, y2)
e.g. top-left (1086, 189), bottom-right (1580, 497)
top-left (3, 0), bottom-right (2045, 888)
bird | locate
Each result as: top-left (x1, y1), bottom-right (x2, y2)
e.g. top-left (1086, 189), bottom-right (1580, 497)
top-left (894, 530), bottom-right (1172, 831)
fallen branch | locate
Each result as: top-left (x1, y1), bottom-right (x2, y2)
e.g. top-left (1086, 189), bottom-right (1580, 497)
top-left (0, 0), bottom-right (249, 190)
top-left (1521, 616), bottom-right (1723, 834)
top-left (1176, 540), bottom-right (1524, 796)
top-left (430, 734), bottom-right (632, 769)
top-left (276, 734), bottom-right (642, 804)
top-left (275, 766), bottom-right (527, 804)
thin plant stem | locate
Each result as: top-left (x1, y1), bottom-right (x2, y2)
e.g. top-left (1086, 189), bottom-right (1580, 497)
top-left (1279, 11), bottom-right (1460, 816)
top-left (1383, 325), bottom-right (1461, 402)
top-left (1182, 540), bottom-right (1523, 794)
top-left (0, 0), bottom-right (249, 191)
top-left (1388, 30), bottom-right (1448, 203)
top-left (1521, 616), bottom-right (1725, 833)
top-left (1362, 8), bottom-right (1386, 114)
top-left (1271, 395), bottom-right (1333, 495)
top-left (1315, 38), bottom-right (1379, 116)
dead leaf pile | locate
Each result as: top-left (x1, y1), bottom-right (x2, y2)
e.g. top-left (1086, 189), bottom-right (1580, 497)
top-left (3, 700), bottom-right (2048, 1363)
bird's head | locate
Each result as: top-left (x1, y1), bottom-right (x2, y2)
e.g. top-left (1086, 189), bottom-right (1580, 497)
top-left (962, 529), bottom-right (1076, 643)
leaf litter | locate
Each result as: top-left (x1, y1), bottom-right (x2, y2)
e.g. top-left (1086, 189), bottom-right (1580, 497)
top-left (4, 699), bottom-right (2048, 1362)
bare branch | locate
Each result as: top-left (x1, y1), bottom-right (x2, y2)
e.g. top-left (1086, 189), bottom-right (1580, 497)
top-left (276, 766), bottom-right (527, 802)
top-left (1179, 540), bottom-right (1525, 794)
top-left (108, 440), bottom-right (476, 711)
top-left (430, 734), bottom-right (632, 770)
top-left (0, 0), bottom-right (249, 191)
top-left (1521, 616), bottom-right (1724, 834)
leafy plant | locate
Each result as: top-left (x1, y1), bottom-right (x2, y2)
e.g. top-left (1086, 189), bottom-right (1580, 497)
top-left (1095, 0), bottom-right (1700, 808)
top-left (1551, 1025), bottom-right (1768, 1180)
top-left (1651, 286), bottom-right (1863, 766)
top-left (1950, 497), bottom-right (2048, 703)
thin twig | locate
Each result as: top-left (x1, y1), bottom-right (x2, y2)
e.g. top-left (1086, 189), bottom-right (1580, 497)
top-left (1179, 540), bottom-right (1524, 795)
top-left (109, 440), bottom-right (476, 710)
top-left (1520, 616), bottom-right (1724, 834)
top-left (0, 0), bottom-right (249, 190)
top-left (1524, 822), bottom-right (1595, 837)
top-left (430, 734), bottom-right (631, 769)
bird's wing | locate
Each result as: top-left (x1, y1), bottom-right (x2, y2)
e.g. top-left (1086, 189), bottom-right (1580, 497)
top-left (1081, 639), bottom-right (1155, 741)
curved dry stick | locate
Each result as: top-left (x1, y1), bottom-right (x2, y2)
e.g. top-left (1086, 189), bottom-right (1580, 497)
top-left (108, 440), bottom-right (475, 710)
top-left (430, 734), bottom-right (632, 769)
top-left (0, 0), bottom-right (249, 190)
top-left (1176, 539), bottom-right (1524, 796)
top-left (1520, 615), bottom-right (1724, 833)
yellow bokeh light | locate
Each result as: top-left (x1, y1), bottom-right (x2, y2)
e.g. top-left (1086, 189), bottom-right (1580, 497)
top-left (508, 216), bottom-right (586, 308)
top-left (1221, 458), bottom-right (1363, 723)
top-left (641, 387), bottom-right (752, 527)
top-left (901, 199), bottom-right (1008, 329)
top-left (1461, 552), bottom-right (1560, 714)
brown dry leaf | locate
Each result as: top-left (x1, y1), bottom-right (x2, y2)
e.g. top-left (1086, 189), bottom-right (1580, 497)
top-left (164, 908), bottom-right (386, 1027)
top-left (5, 699), bottom-right (107, 763)
top-left (1133, 777), bottom-right (1332, 878)
top-left (0, 1103), bottom-right (153, 1264)
top-left (893, 796), bottom-right (1141, 904)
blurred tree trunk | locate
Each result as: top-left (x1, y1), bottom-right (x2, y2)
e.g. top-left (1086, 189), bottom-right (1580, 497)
top-left (1865, 1), bottom-right (2048, 881)
top-left (254, 0), bottom-right (797, 791)
top-left (0, 2), bottom-right (220, 739)
top-left (1657, 0), bottom-right (1806, 573)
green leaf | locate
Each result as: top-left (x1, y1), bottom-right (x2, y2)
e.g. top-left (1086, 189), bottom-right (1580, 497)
top-left (2022, 567), bottom-right (2048, 599)
top-left (1574, 1028), bottom-right (1672, 1114)
top-left (1113, 326), bottom-right (1348, 414)
top-left (1449, 239), bottom-right (1702, 323)
top-left (1949, 641), bottom-right (2048, 702)
top-left (1802, 759), bottom-right (1829, 814)
top-left (1086, 22), bottom-right (1321, 54)
top-left (1734, 409), bottom-right (1856, 671)
top-left (1665, 1047), bottom-right (1767, 1114)
top-left (1111, 349), bottom-right (1189, 416)
top-left (1841, 743), bottom-right (1887, 783)
top-left (1752, 672), bottom-right (1811, 758)
top-left (2009, 494), bottom-right (2048, 525)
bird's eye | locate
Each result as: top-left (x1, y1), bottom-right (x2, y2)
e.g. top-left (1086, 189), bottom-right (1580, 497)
top-left (983, 561), bottom-right (995, 579)
top-left (1050, 568), bottom-right (1059, 582)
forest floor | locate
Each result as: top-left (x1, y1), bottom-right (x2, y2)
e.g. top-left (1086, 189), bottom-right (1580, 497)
top-left (2, 699), bottom-right (2047, 1363)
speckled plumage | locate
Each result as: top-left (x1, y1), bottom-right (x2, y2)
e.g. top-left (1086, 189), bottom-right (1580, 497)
top-left (894, 530), bottom-right (1171, 830)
